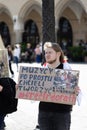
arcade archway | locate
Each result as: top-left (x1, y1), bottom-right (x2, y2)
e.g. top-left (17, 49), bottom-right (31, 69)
top-left (57, 17), bottom-right (73, 50)
top-left (0, 22), bottom-right (10, 47)
top-left (22, 19), bottom-right (39, 48)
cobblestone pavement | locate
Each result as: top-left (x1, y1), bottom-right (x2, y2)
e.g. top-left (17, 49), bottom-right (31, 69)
top-left (4, 63), bottom-right (87, 130)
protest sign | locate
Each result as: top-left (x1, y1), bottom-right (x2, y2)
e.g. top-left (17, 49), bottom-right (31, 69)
top-left (0, 49), bottom-right (9, 77)
top-left (0, 36), bottom-right (9, 77)
top-left (0, 35), bottom-right (5, 49)
top-left (16, 66), bottom-right (79, 105)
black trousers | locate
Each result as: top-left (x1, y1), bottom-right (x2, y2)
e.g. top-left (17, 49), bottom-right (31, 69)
top-left (9, 61), bottom-right (14, 75)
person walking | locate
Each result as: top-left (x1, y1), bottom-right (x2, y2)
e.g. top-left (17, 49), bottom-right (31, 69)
top-left (25, 43), bottom-right (32, 63)
top-left (7, 45), bottom-right (14, 78)
top-left (38, 42), bottom-right (80, 130)
top-left (34, 44), bottom-right (42, 63)
top-left (13, 45), bottom-right (20, 72)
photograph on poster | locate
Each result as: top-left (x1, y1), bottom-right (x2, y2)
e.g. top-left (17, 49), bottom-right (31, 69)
top-left (16, 66), bottom-right (79, 105)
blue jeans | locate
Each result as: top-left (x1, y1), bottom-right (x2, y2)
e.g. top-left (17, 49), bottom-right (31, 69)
top-left (14, 56), bottom-right (19, 70)
top-left (0, 114), bottom-right (6, 129)
top-left (38, 111), bottom-right (71, 130)
top-left (14, 56), bottom-right (18, 64)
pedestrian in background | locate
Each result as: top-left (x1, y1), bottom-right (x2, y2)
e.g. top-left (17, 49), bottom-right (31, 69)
top-left (7, 45), bottom-right (14, 78)
top-left (34, 44), bottom-right (42, 63)
top-left (25, 43), bottom-right (32, 63)
top-left (13, 45), bottom-right (20, 72)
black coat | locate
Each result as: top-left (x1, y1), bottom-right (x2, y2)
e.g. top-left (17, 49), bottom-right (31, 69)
top-left (0, 77), bottom-right (17, 114)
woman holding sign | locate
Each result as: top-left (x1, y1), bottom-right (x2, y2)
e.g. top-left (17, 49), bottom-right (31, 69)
top-left (38, 42), bottom-right (80, 130)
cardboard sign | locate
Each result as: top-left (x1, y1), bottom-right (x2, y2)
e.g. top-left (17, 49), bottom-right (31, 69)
top-left (0, 49), bottom-right (9, 77)
top-left (16, 66), bottom-right (79, 105)
top-left (0, 35), bottom-right (5, 49)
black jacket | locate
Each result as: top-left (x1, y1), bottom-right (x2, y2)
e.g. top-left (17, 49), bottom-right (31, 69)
top-left (0, 77), bottom-right (17, 114)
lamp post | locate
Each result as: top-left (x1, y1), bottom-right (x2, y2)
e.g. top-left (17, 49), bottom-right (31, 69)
top-left (42, 0), bottom-right (55, 64)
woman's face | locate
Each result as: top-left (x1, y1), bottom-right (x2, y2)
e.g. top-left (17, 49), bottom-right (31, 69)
top-left (45, 48), bottom-right (60, 64)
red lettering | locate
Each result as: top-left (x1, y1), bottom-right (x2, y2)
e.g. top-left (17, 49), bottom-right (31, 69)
top-left (69, 94), bottom-right (76, 104)
top-left (17, 91), bottom-right (76, 105)
top-left (55, 94), bottom-right (63, 101)
top-left (28, 92), bottom-right (34, 99)
top-left (18, 92), bottom-right (24, 98)
top-left (63, 95), bottom-right (69, 102)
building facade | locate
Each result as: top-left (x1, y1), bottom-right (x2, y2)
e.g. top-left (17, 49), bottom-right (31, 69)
top-left (0, 0), bottom-right (87, 48)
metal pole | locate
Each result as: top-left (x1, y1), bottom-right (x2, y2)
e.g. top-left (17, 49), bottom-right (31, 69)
top-left (42, 0), bottom-right (55, 64)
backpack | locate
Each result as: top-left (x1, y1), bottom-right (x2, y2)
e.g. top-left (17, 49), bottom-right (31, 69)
top-left (0, 77), bottom-right (18, 114)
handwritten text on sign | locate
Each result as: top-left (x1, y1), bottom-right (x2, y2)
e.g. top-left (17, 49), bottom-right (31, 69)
top-left (16, 66), bottom-right (79, 105)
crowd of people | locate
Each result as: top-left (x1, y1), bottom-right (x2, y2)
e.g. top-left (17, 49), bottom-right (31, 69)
top-left (6, 43), bottom-right (42, 77)
top-left (20, 43), bottom-right (42, 63)
top-left (0, 41), bottom-right (80, 130)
